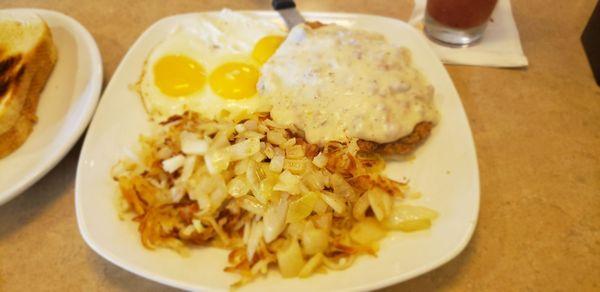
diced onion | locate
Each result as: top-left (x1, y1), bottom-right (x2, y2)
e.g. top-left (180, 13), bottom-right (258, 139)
top-left (170, 185), bottom-right (185, 202)
top-left (242, 221), bottom-right (250, 244)
top-left (264, 143), bottom-right (275, 159)
top-left (312, 152), bottom-right (327, 168)
top-left (313, 212), bottom-right (332, 230)
top-left (180, 131), bottom-right (208, 155)
top-left (237, 195), bottom-right (265, 215)
top-left (188, 187), bottom-right (210, 213)
top-left (331, 173), bottom-right (356, 201)
top-left (270, 151), bottom-right (285, 173)
top-left (227, 137), bottom-right (261, 161)
top-left (192, 219), bottom-right (205, 233)
top-left (352, 193), bottom-right (370, 220)
top-left (320, 191), bottom-right (346, 214)
top-left (273, 170), bottom-right (301, 195)
top-left (301, 224), bottom-right (329, 255)
top-left (227, 176), bottom-right (250, 198)
top-left (287, 192), bottom-right (318, 223)
top-left (286, 144), bottom-right (304, 158)
top-left (239, 131), bottom-right (264, 140)
top-left (252, 151), bottom-right (266, 162)
top-left (234, 124), bottom-right (246, 133)
top-left (204, 150), bottom-right (230, 174)
top-left (302, 170), bottom-right (325, 191)
top-left (251, 259), bottom-right (270, 275)
top-left (263, 195), bottom-right (288, 243)
top-left (366, 188), bottom-right (391, 221)
top-left (209, 176), bottom-right (228, 208)
top-left (243, 119), bottom-right (258, 130)
top-left (179, 155), bottom-right (197, 182)
top-left (247, 221), bottom-right (263, 261)
top-left (283, 137), bottom-right (297, 149)
top-left (246, 161), bottom-right (265, 202)
top-left (313, 194), bottom-right (329, 214)
top-left (382, 204), bottom-right (438, 232)
top-left (350, 217), bottom-right (386, 246)
top-left (258, 176), bottom-right (277, 203)
top-left (299, 253), bottom-right (324, 278)
top-left (323, 256), bottom-right (355, 271)
top-left (162, 154), bottom-right (185, 173)
top-left (285, 221), bottom-right (305, 238)
top-left (284, 158), bottom-right (307, 174)
top-left (234, 159), bottom-right (249, 176)
top-left (276, 239), bottom-right (305, 278)
top-left (179, 225), bottom-right (196, 238)
top-left (267, 130), bottom-right (287, 145)
top-left (156, 146), bottom-right (173, 160)
top-left (257, 123), bottom-right (269, 133)
top-left (211, 129), bottom-right (231, 149)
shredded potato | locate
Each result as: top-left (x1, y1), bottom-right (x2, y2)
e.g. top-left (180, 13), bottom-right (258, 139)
top-left (112, 111), bottom-right (437, 286)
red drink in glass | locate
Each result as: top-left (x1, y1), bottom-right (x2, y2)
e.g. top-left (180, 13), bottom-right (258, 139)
top-left (424, 0), bottom-right (498, 46)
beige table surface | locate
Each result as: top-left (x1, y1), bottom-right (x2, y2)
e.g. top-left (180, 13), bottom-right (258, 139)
top-left (1, 0), bottom-right (599, 291)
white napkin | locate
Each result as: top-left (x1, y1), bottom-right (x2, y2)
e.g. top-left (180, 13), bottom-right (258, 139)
top-left (409, 0), bottom-right (528, 67)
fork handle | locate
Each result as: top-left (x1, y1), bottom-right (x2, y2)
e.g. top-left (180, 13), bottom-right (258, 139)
top-left (272, 0), bottom-right (296, 10)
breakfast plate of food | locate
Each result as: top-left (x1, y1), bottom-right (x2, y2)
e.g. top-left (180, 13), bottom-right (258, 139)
top-left (76, 10), bottom-right (479, 291)
top-left (0, 9), bottom-right (102, 206)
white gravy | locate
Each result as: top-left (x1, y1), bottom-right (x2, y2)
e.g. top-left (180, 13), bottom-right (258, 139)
top-left (258, 24), bottom-right (439, 145)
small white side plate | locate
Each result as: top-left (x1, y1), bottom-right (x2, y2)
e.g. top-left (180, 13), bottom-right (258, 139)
top-left (0, 8), bottom-right (102, 205)
top-left (76, 11), bottom-right (479, 291)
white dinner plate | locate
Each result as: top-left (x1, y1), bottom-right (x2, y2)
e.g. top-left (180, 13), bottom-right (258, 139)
top-left (0, 8), bottom-right (102, 206)
top-left (76, 11), bottom-right (479, 291)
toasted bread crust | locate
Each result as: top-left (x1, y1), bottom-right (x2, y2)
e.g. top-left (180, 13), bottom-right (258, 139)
top-left (24, 25), bottom-right (56, 111)
top-left (0, 53), bottom-right (33, 135)
top-left (0, 55), bottom-right (24, 97)
top-left (357, 122), bottom-right (434, 155)
top-left (0, 92), bottom-right (36, 158)
top-left (0, 18), bottom-right (56, 158)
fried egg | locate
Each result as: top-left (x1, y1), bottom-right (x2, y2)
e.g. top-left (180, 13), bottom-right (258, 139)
top-left (139, 10), bottom-right (286, 121)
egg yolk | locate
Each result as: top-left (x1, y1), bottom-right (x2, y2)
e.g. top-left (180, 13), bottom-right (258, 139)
top-left (153, 55), bottom-right (205, 97)
top-left (209, 62), bottom-right (259, 99)
top-left (252, 35), bottom-right (285, 64)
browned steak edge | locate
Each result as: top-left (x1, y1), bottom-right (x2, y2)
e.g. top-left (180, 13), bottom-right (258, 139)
top-left (357, 122), bottom-right (434, 155)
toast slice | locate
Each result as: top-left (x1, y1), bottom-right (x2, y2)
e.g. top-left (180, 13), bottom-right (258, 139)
top-left (0, 11), bottom-right (57, 158)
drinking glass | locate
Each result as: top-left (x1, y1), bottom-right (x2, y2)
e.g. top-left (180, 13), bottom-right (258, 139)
top-left (424, 0), bottom-right (499, 46)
